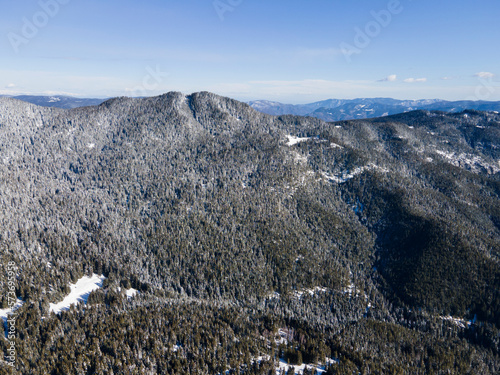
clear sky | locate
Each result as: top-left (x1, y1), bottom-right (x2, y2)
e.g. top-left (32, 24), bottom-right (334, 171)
top-left (0, 0), bottom-right (499, 103)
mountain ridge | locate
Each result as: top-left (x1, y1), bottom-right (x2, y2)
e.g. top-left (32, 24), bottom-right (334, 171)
top-left (5, 94), bottom-right (500, 122)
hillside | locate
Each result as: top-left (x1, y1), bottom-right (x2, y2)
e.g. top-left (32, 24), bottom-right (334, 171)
top-left (0, 93), bottom-right (499, 374)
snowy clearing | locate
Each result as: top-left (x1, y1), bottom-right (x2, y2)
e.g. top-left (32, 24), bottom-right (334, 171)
top-left (439, 315), bottom-right (474, 329)
top-left (286, 135), bottom-right (311, 146)
top-left (276, 358), bottom-right (328, 374)
top-left (125, 288), bottom-right (139, 299)
top-left (293, 287), bottom-right (328, 299)
top-left (49, 274), bottom-right (106, 314)
top-left (252, 355), bottom-right (337, 374)
top-left (321, 164), bottom-right (388, 184)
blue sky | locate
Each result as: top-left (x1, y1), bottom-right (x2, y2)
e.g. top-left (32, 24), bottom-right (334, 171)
top-left (0, 0), bottom-right (499, 103)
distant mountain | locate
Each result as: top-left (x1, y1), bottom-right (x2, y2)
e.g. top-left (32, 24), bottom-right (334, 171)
top-left (0, 95), bottom-right (107, 109)
top-left (248, 99), bottom-right (347, 116)
top-left (249, 98), bottom-right (500, 121)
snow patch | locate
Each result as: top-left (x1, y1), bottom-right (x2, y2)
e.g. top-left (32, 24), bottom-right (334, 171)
top-left (252, 354), bottom-right (337, 375)
top-left (286, 135), bottom-right (311, 146)
top-left (87, 143), bottom-right (95, 149)
top-left (49, 274), bottom-right (106, 314)
top-left (275, 328), bottom-right (290, 345)
top-left (343, 282), bottom-right (360, 296)
top-left (292, 151), bottom-right (308, 164)
top-left (435, 150), bottom-right (500, 174)
top-left (440, 315), bottom-right (470, 329)
top-left (293, 286), bottom-right (328, 299)
top-left (275, 358), bottom-right (329, 374)
top-left (321, 164), bottom-right (388, 184)
top-left (125, 288), bottom-right (138, 299)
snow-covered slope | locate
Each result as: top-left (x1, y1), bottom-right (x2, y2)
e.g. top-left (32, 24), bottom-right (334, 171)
top-left (49, 274), bottom-right (106, 314)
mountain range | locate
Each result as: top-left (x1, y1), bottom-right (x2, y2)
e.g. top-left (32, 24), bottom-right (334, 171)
top-left (249, 98), bottom-right (500, 121)
top-left (0, 95), bottom-right (106, 109)
top-left (0, 92), bottom-right (498, 374)
top-left (5, 95), bottom-right (500, 122)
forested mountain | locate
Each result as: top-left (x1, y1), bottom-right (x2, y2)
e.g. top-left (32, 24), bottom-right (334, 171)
top-left (249, 98), bottom-right (500, 121)
top-left (0, 92), bottom-right (499, 374)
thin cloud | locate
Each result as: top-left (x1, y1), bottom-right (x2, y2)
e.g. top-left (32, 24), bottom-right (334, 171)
top-left (475, 72), bottom-right (495, 79)
top-left (404, 78), bottom-right (427, 83)
top-left (5, 83), bottom-right (16, 88)
top-left (378, 74), bottom-right (397, 82)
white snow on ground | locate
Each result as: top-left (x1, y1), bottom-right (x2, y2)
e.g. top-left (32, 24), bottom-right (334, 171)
top-left (87, 143), bottom-right (95, 149)
top-left (49, 274), bottom-right (106, 314)
top-left (252, 355), bottom-right (337, 374)
top-left (0, 299), bottom-right (24, 339)
top-left (286, 135), bottom-right (311, 146)
top-left (125, 288), bottom-right (138, 299)
top-left (342, 272), bottom-right (363, 298)
top-left (343, 282), bottom-right (361, 297)
top-left (276, 358), bottom-right (328, 374)
top-left (275, 328), bottom-right (290, 345)
top-left (321, 164), bottom-right (388, 184)
top-left (435, 150), bottom-right (500, 174)
top-left (292, 151), bottom-right (308, 164)
top-left (440, 315), bottom-right (471, 329)
top-left (268, 287), bottom-right (327, 301)
top-left (330, 142), bottom-right (343, 149)
top-left (293, 287), bottom-right (328, 299)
